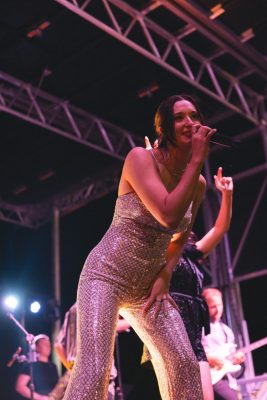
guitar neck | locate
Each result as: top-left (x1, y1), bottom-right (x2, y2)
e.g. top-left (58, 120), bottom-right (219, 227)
top-left (239, 337), bottom-right (267, 355)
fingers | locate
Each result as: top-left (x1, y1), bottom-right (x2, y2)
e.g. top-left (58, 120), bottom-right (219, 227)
top-left (214, 172), bottom-right (233, 191)
top-left (217, 166), bottom-right (222, 180)
top-left (145, 136), bottom-right (152, 150)
top-left (192, 123), bottom-right (201, 134)
top-left (143, 295), bottom-right (167, 317)
top-left (161, 296), bottom-right (168, 317)
top-left (155, 299), bottom-right (162, 319)
top-left (143, 294), bottom-right (178, 318)
top-left (143, 295), bottom-right (155, 316)
top-left (194, 124), bottom-right (216, 139)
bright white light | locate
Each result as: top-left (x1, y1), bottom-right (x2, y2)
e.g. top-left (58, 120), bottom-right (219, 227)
top-left (3, 295), bottom-right (19, 311)
top-left (30, 301), bottom-right (41, 313)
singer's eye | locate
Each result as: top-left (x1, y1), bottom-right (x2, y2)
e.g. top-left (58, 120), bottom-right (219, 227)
top-left (173, 114), bottom-right (183, 121)
top-left (173, 112), bottom-right (200, 122)
top-left (190, 112), bottom-right (200, 121)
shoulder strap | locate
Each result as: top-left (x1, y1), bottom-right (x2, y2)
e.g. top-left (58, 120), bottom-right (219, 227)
top-left (148, 148), bottom-right (161, 175)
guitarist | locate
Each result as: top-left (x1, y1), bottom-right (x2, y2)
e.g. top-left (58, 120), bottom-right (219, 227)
top-left (202, 288), bottom-right (245, 400)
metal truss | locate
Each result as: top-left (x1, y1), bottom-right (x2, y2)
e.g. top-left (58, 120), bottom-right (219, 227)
top-left (0, 204), bottom-right (37, 229)
top-left (0, 166), bottom-right (120, 228)
top-left (54, 0), bottom-right (267, 126)
top-left (0, 71), bottom-right (142, 161)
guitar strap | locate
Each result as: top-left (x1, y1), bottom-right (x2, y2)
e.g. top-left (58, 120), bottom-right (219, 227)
top-left (220, 321), bottom-right (232, 344)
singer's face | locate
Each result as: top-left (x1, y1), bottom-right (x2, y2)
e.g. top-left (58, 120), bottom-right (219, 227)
top-left (172, 100), bottom-right (201, 147)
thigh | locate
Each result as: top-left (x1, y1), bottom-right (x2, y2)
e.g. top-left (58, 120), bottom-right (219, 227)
top-left (214, 379), bottom-right (238, 400)
top-left (121, 300), bottom-right (193, 359)
top-left (76, 278), bottom-right (120, 370)
top-left (121, 299), bottom-right (203, 400)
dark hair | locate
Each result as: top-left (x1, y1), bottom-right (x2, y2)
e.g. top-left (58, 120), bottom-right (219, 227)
top-left (154, 95), bottom-right (204, 148)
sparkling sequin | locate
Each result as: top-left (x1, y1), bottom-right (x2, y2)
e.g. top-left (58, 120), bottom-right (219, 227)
top-left (63, 192), bottom-right (203, 400)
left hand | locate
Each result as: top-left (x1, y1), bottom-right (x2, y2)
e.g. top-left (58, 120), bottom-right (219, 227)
top-left (214, 167), bottom-right (233, 193)
top-left (232, 351), bottom-right (245, 365)
top-left (143, 268), bottom-right (178, 318)
top-left (145, 136), bottom-right (158, 150)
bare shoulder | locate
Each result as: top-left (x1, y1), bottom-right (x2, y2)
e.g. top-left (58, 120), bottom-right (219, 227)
top-left (125, 146), bottom-right (152, 169)
top-left (120, 146), bottom-right (157, 194)
top-left (126, 146), bottom-right (150, 160)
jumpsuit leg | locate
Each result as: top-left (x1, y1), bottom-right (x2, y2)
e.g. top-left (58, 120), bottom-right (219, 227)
top-left (63, 278), bottom-right (120, 400)
top-left (120, 300), bottom-right (204, 400)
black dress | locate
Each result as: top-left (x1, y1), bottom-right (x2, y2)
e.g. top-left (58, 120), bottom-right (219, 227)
top-left (169, 243), bottom-right (210, 362)
top-left (141, 243), bottom-right (210, 365)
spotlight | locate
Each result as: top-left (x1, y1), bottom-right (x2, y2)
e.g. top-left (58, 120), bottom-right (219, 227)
top-left (3, 295), bottom-right (19, 311)
top-left (209, 4), bottom-right (225, 20)
top-left (30, 301), bottom-right (41, 314)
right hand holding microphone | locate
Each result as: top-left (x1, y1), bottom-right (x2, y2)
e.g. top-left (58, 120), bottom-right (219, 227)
top-left (191, 124), bottom-right (216, 163)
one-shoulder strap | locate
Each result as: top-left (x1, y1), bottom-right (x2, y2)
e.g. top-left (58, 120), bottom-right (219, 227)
top-left (148, 148), bottom-right (161, 175)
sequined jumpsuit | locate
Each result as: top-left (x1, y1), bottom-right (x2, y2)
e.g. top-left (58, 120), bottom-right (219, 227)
top-left (63, 192), bottom-right (203, 400)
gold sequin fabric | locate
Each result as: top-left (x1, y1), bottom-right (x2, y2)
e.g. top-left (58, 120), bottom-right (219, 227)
top-left (63, 192), bottom-right (203, 400)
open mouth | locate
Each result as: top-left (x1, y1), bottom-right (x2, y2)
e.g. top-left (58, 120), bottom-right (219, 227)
top-left (183, 131), bottom-right (192, 137)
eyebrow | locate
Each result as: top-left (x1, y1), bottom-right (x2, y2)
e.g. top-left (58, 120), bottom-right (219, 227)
top-left (173, 111), bottom-right (199, 116)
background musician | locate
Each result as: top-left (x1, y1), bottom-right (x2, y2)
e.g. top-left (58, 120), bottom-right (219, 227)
top-left (202, 288), bottom-right (245, 400)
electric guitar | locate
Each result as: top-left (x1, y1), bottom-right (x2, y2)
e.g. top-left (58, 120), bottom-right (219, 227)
top-left (210, 336), bottom-right (267, 385)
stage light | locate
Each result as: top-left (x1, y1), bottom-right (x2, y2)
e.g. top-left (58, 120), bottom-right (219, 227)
top-left (30, 301), bottom-right (41, 314)
top-left (209, 4), bottom-right (225, 20)
top-left (240, 28), bottom-right (255, 43)
top-left (3, 295), bottom-right (19, 311)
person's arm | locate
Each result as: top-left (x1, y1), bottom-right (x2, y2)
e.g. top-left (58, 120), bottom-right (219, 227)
top-left (226, 325), bottom-right (245, 365)
top-left (120, 125), bottom-right (214, 229)
top-left (54, 343), bottom-right (71, 371)
top-left (165, 174), bottom-right (206, 272)
top-left (15, 374), bottom-right (48, 400)
top-left (232, 351), bottom-right (245, 365)
top-left (54, 308), bottom-right (74, 370)
top-left (143, 175), bottom-right (206, 314)
top-left (195, 167), bottom-right (233, 257)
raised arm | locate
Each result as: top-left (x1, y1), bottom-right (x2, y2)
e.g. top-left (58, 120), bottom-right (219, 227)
top-left (195, 167), bottom-right (233, 257)
top-left (54, 342), bottom-right (70, 371)
top-left (120, 125), bottom-right (214, 229)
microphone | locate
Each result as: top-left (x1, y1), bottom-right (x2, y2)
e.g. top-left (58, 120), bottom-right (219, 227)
top-left (210, 132), bottom-right (240, 149)
top-left (7, 347), bottom-right (22, 367)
